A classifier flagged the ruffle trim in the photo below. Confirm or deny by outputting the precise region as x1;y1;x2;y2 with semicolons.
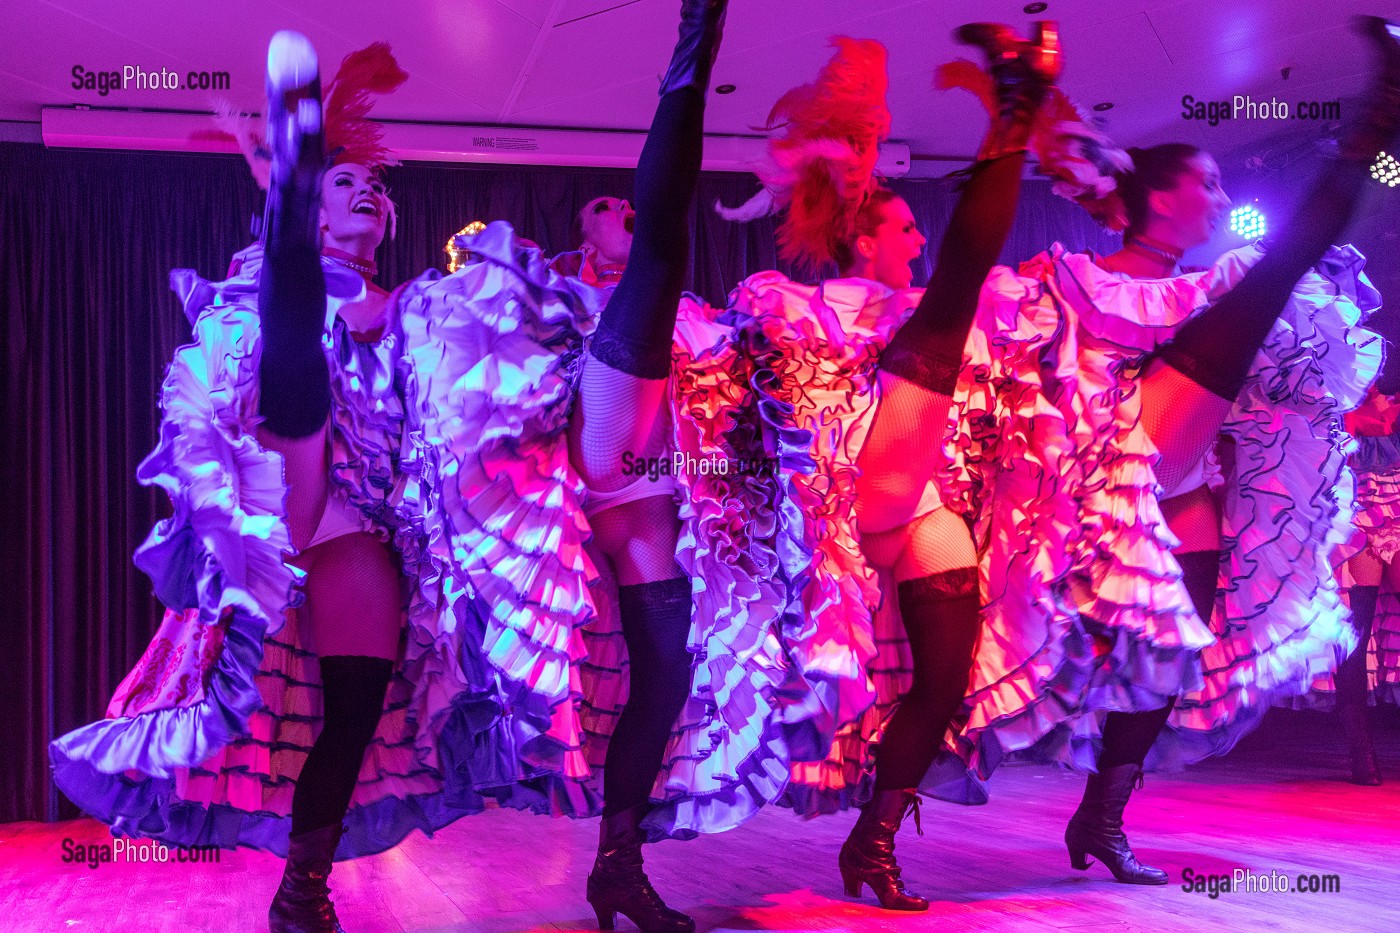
1353;463;1400;563
719;273;994;812
399;222;608;785
655;297;796;836
52;260;511;857
945;244;1379;771
1160;245;1380;761
400;226;803;835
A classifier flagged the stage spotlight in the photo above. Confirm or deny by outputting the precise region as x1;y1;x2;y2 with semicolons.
1371;151;1400;187
445;220;488;273
1229;204;1267;240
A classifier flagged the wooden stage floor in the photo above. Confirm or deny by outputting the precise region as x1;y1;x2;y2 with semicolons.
4;709;1398;933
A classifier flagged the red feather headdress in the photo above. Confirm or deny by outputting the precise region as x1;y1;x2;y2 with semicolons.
322;42;408;171
716;37;892;270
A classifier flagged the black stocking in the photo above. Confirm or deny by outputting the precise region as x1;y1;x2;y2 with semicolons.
873;568;982;790
290;655;392;835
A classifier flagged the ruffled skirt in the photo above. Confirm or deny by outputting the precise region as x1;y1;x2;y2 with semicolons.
50;263;513;859
720;273;987;813
720;245;1380;806
398;223;804;837
947;244;1381;773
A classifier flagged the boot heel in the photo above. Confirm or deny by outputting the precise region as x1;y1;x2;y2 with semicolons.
840;868;864;898
837;790;929;911
588;803;694;933
590;902;617;931
1064;765;1169;885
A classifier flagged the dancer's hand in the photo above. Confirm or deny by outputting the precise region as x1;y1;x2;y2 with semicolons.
229;242;264;278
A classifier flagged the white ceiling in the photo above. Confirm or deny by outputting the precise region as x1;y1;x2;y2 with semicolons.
4;0;1400;170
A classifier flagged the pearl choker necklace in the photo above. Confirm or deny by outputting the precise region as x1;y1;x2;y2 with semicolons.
324;249;377;278
1125;236;1183;267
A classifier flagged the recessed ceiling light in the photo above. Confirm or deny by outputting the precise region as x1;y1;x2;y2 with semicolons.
1024;2;1049;13
1093;102;1114;111
716;84;737;95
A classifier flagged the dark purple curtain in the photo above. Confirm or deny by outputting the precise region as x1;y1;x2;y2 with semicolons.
0;140;1124;824
2;144;262;825
376;160;1123;307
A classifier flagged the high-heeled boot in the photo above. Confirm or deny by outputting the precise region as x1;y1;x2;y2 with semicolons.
268;823;345;933
955;21;1062;161
838;788;929;911
1340;16;1400;162
263;29;325;254
659;0;728;97
586;805;695;933
1065;764;1168;885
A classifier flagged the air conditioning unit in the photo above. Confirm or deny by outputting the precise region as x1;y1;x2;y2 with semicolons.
40;107;912;177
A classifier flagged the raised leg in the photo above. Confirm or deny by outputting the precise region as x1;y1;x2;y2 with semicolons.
580;7;727;933
257;30;332;549
856;23;1060;533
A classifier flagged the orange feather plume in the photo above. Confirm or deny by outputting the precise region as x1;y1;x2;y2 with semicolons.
715;37;892;271
196;41;407;189
933;59;996;117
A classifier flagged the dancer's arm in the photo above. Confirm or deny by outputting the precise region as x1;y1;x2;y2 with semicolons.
229;242;265;279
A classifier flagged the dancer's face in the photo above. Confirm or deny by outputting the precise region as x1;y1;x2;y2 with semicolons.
860;196;927;290
580;197;636;267
1153;153;1231;251
320;163;391;248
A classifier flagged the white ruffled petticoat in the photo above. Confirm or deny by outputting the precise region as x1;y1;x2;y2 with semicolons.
722;242;1381;806
398;222;813;837
943;243;1381;772
51;259;509;859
